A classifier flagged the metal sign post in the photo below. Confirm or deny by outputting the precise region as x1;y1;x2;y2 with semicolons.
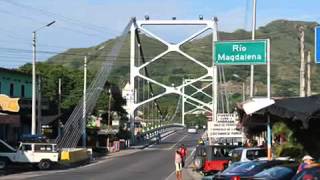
214;39;272;159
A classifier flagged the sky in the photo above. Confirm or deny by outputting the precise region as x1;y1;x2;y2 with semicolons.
0;0;319;68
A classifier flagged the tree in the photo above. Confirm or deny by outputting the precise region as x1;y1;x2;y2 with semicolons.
18;62;94;114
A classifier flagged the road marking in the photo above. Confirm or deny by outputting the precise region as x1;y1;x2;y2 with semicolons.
164;147;196;180
169;134;188;150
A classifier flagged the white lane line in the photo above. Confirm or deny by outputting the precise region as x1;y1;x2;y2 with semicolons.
169;134;188;150
164;147;196;180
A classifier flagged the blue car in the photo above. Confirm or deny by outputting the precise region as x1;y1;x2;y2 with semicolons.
252;166;296;180
213;160;292;180
19;134;48;143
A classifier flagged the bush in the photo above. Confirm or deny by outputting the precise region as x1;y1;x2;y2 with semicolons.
275;143;303;158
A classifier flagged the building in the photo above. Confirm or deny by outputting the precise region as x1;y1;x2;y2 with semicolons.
0;67;32;146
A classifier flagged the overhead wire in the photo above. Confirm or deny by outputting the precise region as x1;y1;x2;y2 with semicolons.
0;0;119;36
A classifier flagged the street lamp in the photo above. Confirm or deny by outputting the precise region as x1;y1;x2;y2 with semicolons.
232;74;246;102
32;21;55;135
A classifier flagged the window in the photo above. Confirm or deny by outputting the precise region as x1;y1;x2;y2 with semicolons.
10;83;14;97
231;150;242;162
35;144;55;152
21;85;25;97
246;149;267;160
22;144;32;151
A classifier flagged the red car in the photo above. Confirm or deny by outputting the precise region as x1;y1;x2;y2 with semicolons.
193;144;239;174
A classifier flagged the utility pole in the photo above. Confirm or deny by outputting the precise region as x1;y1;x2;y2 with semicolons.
299;26;306;97
107;88;112;128
32;31;37;135
307;51;312;96
58;78;62;137
82;56;87;147
107;88;112;150
31;21;55;135
250;0;257;98
37;76;42;134
182;79;185;126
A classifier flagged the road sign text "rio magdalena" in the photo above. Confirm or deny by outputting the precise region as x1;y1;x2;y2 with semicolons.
214;40;268;65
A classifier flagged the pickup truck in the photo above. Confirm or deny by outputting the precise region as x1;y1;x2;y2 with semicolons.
0;139;59;170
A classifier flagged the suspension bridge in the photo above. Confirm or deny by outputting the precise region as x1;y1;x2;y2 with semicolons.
56;17;241;148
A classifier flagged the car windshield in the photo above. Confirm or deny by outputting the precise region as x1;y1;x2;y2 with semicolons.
222;162;243;173
254;166;294;178
246;149;267;160
228;161;265;173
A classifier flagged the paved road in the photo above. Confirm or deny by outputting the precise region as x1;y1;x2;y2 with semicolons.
0;129;203;180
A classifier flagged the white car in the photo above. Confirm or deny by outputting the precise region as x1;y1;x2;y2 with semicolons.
229;147;267;162
187;127;198;134
0;139;59;170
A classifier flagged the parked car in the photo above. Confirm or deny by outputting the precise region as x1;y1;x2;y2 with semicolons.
0;139;59;170
193;144;239;174
213;160;292;179
292;166;320;180
229;147;267;162
252;166;296;180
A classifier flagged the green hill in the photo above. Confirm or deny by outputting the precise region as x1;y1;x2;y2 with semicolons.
47;19;320;101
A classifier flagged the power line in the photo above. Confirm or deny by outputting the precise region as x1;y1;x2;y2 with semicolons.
0;0;119;36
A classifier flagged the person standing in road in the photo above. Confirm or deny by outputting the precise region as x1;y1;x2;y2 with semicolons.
175;150;183;180
179;144;187;168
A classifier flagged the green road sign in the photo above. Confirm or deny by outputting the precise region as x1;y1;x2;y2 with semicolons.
214;40;268;65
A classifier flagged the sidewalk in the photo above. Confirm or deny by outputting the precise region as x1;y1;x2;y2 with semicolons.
183;164;203;180
166;163;203;180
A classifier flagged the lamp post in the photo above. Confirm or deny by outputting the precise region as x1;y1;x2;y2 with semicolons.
232;74;246;102
32;21;55;135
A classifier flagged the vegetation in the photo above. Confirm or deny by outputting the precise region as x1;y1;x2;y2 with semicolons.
272;122;304;158
18;63;128;134
184;114;207;128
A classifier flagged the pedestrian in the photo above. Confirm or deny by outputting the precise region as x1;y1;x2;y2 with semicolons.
175;150;183;180
296;155;315;174
157;133;161;144
179;144;187;168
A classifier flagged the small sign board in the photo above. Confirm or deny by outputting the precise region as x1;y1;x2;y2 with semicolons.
315;26;320;63
214;40;268;65
207;113;243;139
0;94;20;112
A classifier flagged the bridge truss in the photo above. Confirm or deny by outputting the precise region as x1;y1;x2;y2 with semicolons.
128;19;219;142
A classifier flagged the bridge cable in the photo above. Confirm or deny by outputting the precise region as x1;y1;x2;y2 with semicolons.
56;18;134;148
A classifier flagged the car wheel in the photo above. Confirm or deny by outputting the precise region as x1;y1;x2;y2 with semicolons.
0;159;7;169
38;160;52;170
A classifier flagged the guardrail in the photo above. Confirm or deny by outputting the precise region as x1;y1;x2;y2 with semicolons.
134;123;185;146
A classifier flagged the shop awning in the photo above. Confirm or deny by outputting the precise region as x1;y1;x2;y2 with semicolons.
237;95;320;129
242;98;275;114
